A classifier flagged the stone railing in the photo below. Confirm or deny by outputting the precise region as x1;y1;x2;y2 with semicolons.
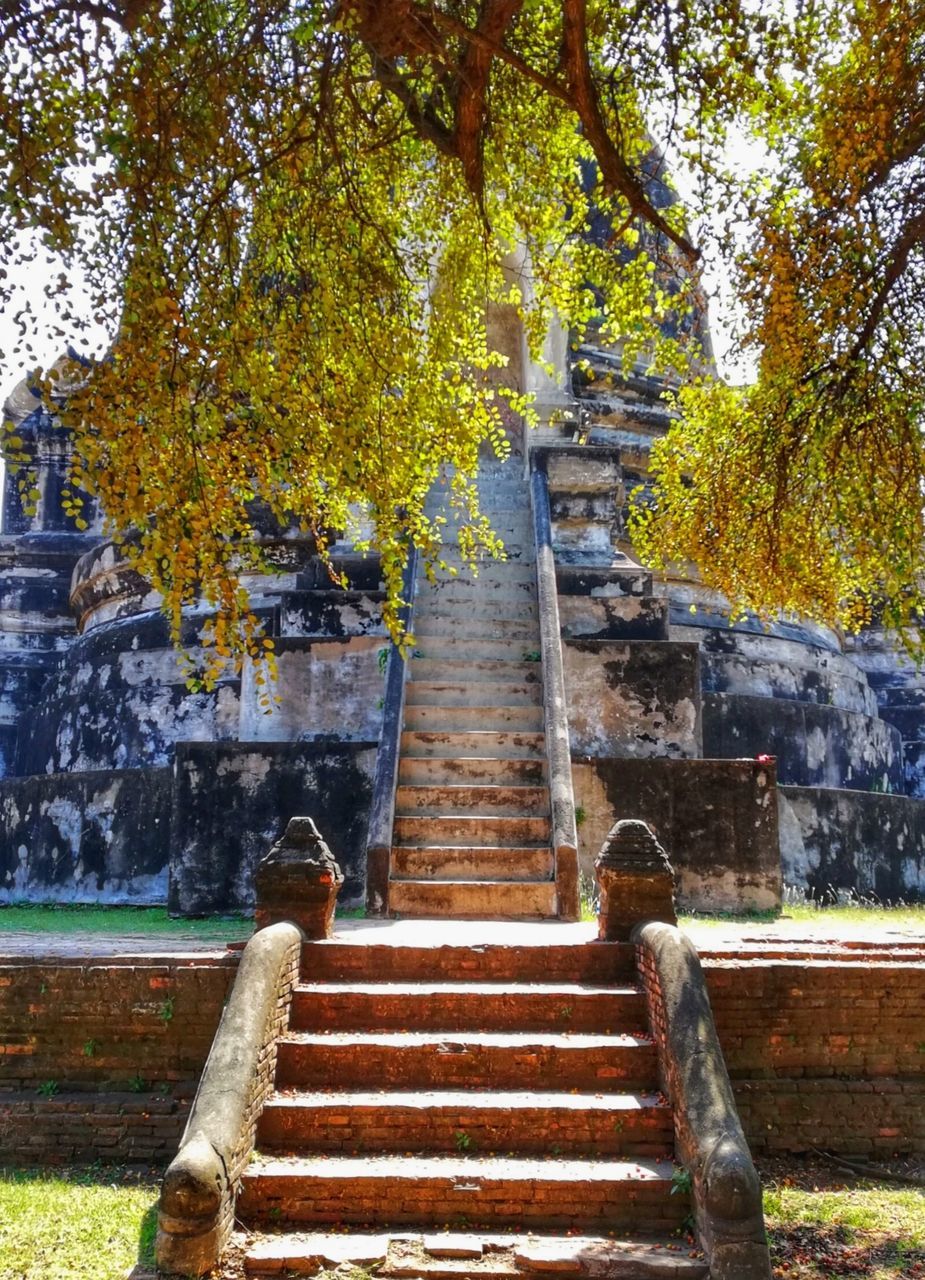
529;458;579;920
366;544;418;915
633;921;772;1280
155;921;302;1276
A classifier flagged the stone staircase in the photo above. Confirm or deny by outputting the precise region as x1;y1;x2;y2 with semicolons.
389;460;559;919
238;926;705;1278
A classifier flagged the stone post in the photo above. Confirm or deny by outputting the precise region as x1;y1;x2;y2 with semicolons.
595;819;677;941
254;817;343;938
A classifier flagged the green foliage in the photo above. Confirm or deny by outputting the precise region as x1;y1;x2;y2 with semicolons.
630;2;925;646
0;0;703;675
3;1;923;654
36;1080;58;1099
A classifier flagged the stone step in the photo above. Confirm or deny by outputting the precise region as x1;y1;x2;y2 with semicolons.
389;879;557;919
440;528;533;549
398;757;547;787
400;731;546;760
391;845;555;882
413;617;540;641
393;814;551;847
408;658;542;685
408;638;541;663
404;681;542;708
303;940;637;984
419;580;537;605
420;561;536;582
257;1089;671;1156
238;1153;681;1232
243;1229;709;1279
394;784;551;817
288;982;645;1033
403;705;545;732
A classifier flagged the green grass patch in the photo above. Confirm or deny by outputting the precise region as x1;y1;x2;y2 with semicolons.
0;1167;157;1280
763;1173;925;1278
680;903;925;930
0;903;250;940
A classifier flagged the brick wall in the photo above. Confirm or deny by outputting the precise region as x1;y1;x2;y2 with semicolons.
0;954;237;1090
2;947;923;1166
0;1094;191;1166
0;952;237;1166
703;956;925;1154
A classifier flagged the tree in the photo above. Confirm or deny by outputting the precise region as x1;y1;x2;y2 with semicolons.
1;0;923;677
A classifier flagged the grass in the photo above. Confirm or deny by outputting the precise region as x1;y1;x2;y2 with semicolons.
762;1166;925;1278
0;1166;157;1280
0;903;251;940
681;902;925;930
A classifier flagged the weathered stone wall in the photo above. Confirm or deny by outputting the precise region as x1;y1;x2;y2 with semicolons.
703;693;904;792
572;757;780;912
705;954;925;1154
562;640;701;759
0;769;173;904
779;786;925;901
168;742;377;914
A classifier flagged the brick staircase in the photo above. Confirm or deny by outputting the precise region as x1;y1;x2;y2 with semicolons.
237;926;706;1278
389;459;559;919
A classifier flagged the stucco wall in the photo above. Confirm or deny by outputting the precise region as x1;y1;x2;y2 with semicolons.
571;756;780;912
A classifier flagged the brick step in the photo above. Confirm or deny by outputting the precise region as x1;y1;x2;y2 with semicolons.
394;785;550;818
400;731;546;760
276;1031;658;1092
393;815;551;847
257;1089;671;1156
243;1230;709;1279
391;845;554;882
238;1154;681;1232
289;982;645;1033
408;637;540;663
413;618;539;641
405;682;542;708
408;659;542;685
303;940;636;984
397;758;547;787
403;705;544;733
389;880;557;920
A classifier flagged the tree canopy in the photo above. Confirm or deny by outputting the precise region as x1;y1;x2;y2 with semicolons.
1;0;924;676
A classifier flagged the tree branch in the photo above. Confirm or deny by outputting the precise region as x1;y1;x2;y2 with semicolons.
454;0;525;197
559;0;698;263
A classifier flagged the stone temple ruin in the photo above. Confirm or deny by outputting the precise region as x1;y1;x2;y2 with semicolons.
2;328;925;915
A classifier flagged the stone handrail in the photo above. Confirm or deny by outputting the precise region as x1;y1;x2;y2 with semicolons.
365;544;419;915
156;921;303;1276
632;921;772;1280
529;461;579;920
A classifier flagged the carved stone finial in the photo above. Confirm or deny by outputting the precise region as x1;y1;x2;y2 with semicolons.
594;819;677;940
254;817;344;939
